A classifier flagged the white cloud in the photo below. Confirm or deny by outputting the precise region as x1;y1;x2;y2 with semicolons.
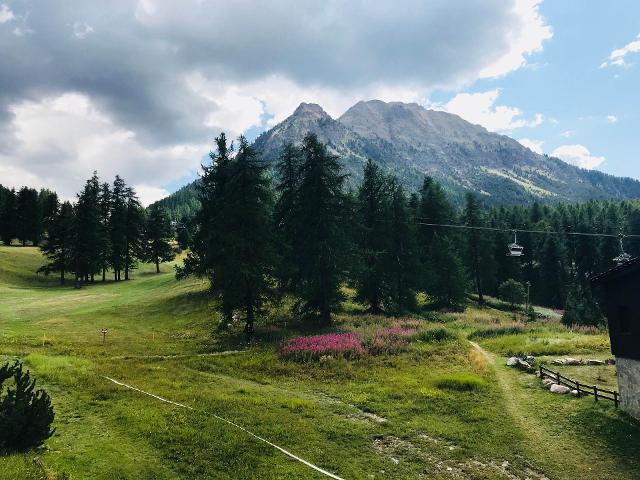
0;3;14;23
551;144;605;170
560;130;576;138
0;0;554;199
0;93;207;202
73;21;94;39
600;33;640;67
479;0;553;78
133;185;170;207
441;89;543;132
606;115;618;123
518;138;544;154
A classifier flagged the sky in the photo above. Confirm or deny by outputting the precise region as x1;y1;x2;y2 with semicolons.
0;0;638;205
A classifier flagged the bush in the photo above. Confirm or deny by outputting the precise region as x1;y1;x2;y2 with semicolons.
281;333;366;361
0;360;55;451
416;327;456;343
468;324;526;340
435;373;486;392
498;279;526;310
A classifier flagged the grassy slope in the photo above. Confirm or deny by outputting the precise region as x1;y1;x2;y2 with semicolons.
0;246;639;479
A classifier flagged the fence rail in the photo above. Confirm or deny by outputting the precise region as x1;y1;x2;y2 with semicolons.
539;365;619;407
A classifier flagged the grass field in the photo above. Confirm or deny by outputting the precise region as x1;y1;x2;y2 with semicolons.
1;246;639;479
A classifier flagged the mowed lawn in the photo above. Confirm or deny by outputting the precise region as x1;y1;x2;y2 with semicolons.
1;246;639;480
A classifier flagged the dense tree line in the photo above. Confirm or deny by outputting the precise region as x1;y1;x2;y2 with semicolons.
12;173;178;287
179;132;637;338
0;185;58;246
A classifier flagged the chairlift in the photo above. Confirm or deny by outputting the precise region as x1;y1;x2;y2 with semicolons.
613;233;632;266
507;231;524;257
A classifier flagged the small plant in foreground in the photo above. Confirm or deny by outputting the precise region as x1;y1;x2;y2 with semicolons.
0;360;55;451
281;333;365;361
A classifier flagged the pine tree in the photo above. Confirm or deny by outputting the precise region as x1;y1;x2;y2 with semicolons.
0;360;55;450
97;182;112;281
177;134;274;339
354;159;391;313
428;233;467;308
38;202;74;285
110;176;128;281
296;133;348;325
0;188;17;246
16;187;41;246
72;173;102;286
274;143;303;294
464;192;487;304
216;137;275;340
144;204;175;273
386;182;418;313
417;177;453;291
123;187;144;280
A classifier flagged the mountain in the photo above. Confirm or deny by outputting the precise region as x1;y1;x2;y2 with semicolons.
156;100;640;217
254;100;640;204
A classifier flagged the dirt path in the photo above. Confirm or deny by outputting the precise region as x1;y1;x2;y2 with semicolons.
468;341;639;480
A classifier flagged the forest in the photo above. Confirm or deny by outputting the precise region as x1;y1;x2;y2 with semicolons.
0;174;175;286
2;133;637;335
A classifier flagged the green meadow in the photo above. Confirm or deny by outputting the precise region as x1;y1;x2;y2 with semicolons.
1;246;639;480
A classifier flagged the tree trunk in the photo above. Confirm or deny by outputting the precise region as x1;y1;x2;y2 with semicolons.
102;266;106;282
244;299;255;344
60;269;65;285
156;258;160;273
319;269;331;326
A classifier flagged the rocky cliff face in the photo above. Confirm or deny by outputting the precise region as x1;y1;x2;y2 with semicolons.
253;100;640;204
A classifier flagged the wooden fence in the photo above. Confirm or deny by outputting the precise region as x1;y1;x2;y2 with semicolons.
539;365;619;407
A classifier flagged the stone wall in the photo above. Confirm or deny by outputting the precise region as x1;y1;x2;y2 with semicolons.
617;357;640;420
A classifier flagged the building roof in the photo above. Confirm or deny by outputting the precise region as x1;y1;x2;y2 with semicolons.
591;257;640;287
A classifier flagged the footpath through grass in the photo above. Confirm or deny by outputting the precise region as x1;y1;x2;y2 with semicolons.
0;246;639;479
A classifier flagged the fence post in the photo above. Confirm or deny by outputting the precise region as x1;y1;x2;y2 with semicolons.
614;391;619;408
539;366;543;378
594;385;598;402
557;371;560;384
576;382;581;396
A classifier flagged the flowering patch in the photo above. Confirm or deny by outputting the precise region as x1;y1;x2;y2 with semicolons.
281;333;365;361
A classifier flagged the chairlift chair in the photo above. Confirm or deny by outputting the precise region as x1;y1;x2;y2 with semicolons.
507;231;524;257
613;233;632;266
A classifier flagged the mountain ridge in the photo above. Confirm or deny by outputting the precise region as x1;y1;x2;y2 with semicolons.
155;100;640;215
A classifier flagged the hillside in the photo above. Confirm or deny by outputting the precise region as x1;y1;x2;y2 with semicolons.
2;246;640;479
155;100;640;216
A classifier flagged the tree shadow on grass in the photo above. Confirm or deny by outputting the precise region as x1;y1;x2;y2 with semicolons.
571;402;640;474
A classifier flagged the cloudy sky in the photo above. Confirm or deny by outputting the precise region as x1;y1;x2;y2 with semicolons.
0;1;638;204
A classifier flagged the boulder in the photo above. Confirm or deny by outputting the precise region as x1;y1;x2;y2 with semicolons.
586;359;606;366
550;384;571;394
525;356;535;364
552;357;581;366
507;357;520;367
517;359;534;372
570;389;580;396
542;378;555;387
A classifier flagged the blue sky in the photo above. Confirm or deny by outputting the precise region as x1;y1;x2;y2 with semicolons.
1;0;639;203
460;0;640;179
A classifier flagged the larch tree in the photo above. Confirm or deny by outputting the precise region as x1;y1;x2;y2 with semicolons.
144;203;175;273
295;133;348;325
0;188;17;246
38;201;74;285
354;159;391;314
